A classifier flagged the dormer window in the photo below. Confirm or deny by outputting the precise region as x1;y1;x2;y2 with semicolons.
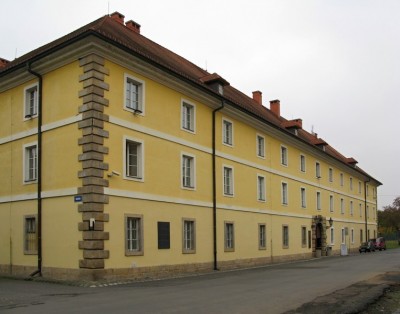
218;84;224;95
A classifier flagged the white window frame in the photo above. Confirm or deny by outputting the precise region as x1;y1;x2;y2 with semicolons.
181;99;196;133
341;228;345;244
316;191;321;211
125;214;144;256
256;134;265;158
330;227;335;245
300;154;306;172
23;142;38;184
182;218;196;253
281;145;288;166
328;168;333;182
223;165;234;197
259;224;266;250
329;195;334;213
181;152;196;190
23;83;39;120
281;182;288;205
257;174;266;202
124;73;145;115
300;187;306;208
315;161;321;178
222;118;233;146
224;221;235;251
123;136;144;181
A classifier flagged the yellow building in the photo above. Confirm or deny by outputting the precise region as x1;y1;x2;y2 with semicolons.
0;12;381;281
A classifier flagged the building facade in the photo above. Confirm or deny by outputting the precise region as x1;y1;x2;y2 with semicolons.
0;12;381;281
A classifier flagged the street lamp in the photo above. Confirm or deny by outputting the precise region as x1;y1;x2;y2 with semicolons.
328;217;333;228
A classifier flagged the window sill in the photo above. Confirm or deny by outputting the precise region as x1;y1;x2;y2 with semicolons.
125;251;144;256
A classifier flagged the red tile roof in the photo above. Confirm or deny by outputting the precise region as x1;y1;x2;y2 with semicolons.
0;13;381;184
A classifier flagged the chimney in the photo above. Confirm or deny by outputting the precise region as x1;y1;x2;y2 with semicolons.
125;20;141;34
270;99;280;117
110;11;125;24
252;91;262;105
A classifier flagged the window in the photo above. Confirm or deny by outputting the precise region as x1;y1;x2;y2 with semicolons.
329;195;334;212
350;201;353;216
24;216;37;254
316;192;321;210
225;222;234;251
351;229;354;244
350;177;353;191
341;228;345;244
256;135;265;158
358;181;362;194
340;173;344;186
281;146;288;166
301;226;307;247
360;229;363;243
259;224;266;250
24;84;38;119
222;119;233;146
257;175;266;201
158;221;170;249
182;154;195;189
329;168;333;182
359;203;362;217
340;198;344;214
300;154;306;172
125;74;144;113
282;182;288;205
315;162;321;178
330;227;335;245
125;139;143;180
301;187;306;208
282;225;289;248
125;215;143;255
366;184;369;196
183;219;195;253
181;101;195;132
24;143;38;183
223;166;234;196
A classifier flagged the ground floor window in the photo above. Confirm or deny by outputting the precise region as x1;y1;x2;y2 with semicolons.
282;225;289;248
301;226;307;247
183;219;195;253
24;216;37;254
125;215;143;255
330;227;335;245
259;224;266;250
225;222;235;251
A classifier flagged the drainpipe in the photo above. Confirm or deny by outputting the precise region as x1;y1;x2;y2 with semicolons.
27;64;43;278
212;100;224;271
364;179;370;242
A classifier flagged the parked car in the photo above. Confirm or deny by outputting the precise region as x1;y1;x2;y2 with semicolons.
375;237;387;251
359;241;376;253
368;238;377;249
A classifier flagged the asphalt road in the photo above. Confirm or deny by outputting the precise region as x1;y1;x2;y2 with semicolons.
1;249;400;313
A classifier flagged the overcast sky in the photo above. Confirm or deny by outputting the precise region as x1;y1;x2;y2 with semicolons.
1;0;399;209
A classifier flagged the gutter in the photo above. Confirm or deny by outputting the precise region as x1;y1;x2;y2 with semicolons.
364;179;370;242
212;100;224;271
27;63;43;278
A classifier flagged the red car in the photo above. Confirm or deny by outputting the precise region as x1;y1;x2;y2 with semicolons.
375;237;387;251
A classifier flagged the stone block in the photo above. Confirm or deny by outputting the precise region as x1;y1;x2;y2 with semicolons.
78;135;104;145
83;250;109;259
79;240;104;250
82;63;109;75
78;168;104;178
81;160;108;170
82;212;109;222
82;231;109;240
78;152;105;162
79;70;105;82
83;78;109;91
78;86;105;98
82;127;109;138
82;194;109;204
79;102;105;113
78;203;104;212
79;54;105;67
82;143;109;154
82;177;109;187
82;94;109;106
78;186;104;195
79;259;105;269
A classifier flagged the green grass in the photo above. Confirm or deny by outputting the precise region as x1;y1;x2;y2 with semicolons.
386;240;400;249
